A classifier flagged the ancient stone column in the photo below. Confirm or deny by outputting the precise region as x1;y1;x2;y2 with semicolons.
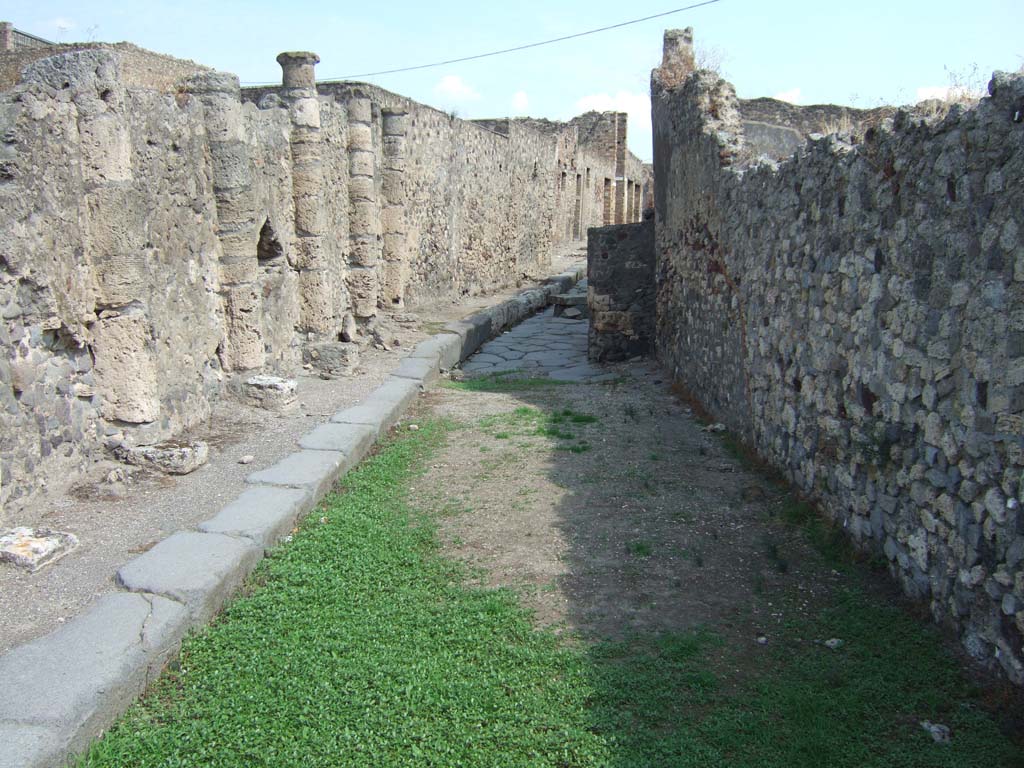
277;51;333;335
380;108;409;307
186;71;264;371
346;95;381;319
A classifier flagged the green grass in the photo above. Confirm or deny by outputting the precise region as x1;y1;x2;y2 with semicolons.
79;420;1021;768
628;541;653;558
479;406;599;445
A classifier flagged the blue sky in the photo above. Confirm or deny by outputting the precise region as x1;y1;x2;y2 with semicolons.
5;1;1022;161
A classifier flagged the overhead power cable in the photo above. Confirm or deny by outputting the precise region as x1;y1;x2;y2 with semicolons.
240;1;721;85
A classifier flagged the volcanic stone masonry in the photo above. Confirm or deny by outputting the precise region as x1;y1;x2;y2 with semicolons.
601;28;1023;684
0;36;651;514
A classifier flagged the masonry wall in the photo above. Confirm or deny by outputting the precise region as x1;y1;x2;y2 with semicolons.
651;41;1024;682
1;42;644;515
587;220;655;362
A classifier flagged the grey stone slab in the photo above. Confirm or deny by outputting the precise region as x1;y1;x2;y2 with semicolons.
198;485;313;550
392;355;439;385
469;352;505;364
117;531;261;623
246;450;348;495
444;313;492;360
375;375;422;405
0;592;188;761
523;350;574;366
330;376;419;436
409;333;462;370
299;421;375;460
0;722;64;768
461;361;496;373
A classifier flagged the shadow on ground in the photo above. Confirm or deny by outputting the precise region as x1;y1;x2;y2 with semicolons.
419;351;1024;767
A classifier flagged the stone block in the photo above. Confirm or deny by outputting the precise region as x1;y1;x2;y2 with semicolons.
302;341;359;378
92;311;160;424
198;485;313;550
117;531;260;623
0;527;78;573
240;374;297;412
0;722;64;768
410;334;463;371
298;421;375;461
444;313;492;361
392;355;439;386
113;440;209;475
0;592;188;763
330;377;420;436
246;449;348;497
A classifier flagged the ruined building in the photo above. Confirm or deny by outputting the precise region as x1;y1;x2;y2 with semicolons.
589;28;1024;684
0;34;651;513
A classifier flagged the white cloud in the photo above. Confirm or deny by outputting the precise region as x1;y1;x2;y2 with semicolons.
51;16;78;38
511;90;530;114
433;75;480;103
773;87;802;104
573;90;653;163
915;85;953;102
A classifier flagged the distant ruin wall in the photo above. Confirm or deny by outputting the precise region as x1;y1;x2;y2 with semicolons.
0;43;645;515
651;35;1024;682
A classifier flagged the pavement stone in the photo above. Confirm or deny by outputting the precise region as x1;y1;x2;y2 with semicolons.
299;421;376;460
0;722;64;768
409;334;462;370
0;592;188;763
392;355;439;385
198;486;313;550
117;532;261;623
246;449;348;496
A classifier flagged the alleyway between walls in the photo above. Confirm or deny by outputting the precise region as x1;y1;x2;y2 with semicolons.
76;287;1022;768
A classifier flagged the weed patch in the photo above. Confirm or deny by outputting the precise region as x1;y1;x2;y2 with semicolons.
445;371;569;393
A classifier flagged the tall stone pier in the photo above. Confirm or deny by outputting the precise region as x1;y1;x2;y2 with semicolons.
380;108;409;307
277;51;335;335
187;71;264;371
346;95;381;319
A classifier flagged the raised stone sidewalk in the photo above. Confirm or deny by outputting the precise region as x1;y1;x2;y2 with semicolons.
0;266;583;768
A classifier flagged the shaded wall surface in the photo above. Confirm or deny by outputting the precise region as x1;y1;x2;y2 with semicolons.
0;42;645;514
588;220;655;362
651;33;1024;683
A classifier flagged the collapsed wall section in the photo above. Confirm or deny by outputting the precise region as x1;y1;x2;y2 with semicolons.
652;30;1024;682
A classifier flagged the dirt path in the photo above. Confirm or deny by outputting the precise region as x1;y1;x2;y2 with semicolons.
414;359;835;651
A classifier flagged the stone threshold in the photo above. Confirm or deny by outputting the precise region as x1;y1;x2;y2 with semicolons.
0;265;584;768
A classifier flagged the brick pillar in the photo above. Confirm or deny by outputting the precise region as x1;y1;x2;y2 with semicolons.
0;23;14;51
380;108;409;307
277;51;334;335
346;96;381;319
187;71;264;371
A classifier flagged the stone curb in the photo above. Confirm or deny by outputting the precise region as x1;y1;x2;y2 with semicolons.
0;263;584;768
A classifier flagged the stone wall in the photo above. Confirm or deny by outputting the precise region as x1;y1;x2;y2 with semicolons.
651;29;1024;683
0;41;645;515
587;220;655;362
